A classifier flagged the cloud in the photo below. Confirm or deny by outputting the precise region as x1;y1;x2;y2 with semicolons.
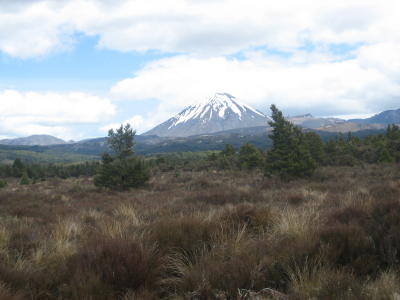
1;0;399;58
0;90;116;139
100;115;161;134
1;0;399;137
110;50;400;121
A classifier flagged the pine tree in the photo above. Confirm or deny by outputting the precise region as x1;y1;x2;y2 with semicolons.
94;124;150;190
239;143;265;169
220;144;235;157
386;124;400;162
304;131;325;164
12;158;25;177
107;123;135;159
265;105;316;179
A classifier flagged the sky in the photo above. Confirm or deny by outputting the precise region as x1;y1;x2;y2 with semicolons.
0;0;400;140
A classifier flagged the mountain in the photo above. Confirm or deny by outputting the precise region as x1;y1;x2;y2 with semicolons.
315;122;386;133
144;93;269;137
349;108;400;125
288;114;346;129
0;135;67;146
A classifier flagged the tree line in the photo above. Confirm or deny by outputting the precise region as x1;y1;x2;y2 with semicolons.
1;105;400;188
0;159;100;181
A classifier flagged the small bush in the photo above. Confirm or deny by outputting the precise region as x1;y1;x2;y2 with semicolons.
239;143;265;169
0;180;7;188
94;123;151;190
94;156;150;190
19;174;30;185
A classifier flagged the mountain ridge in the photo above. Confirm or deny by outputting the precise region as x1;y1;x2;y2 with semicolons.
0;134;67;146
349;108;400;125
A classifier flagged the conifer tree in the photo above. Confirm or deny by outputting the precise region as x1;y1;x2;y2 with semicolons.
304;131;325;164
265;105;316;179
94;124;150;190
220;144;235;157
239;143;265;169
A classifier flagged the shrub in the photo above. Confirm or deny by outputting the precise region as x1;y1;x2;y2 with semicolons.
94;156;150;190
19;173;30;185
239;143;265;169
0;180;7;188
94;123;150;190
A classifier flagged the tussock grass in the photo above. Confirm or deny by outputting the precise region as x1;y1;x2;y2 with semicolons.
0;165;399;298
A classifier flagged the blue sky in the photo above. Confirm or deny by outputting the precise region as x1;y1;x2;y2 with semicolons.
0;0;399;140
0;35;173;93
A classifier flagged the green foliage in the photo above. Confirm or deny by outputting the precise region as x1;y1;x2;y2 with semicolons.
207;152;218;161
220;144;236;157
94;155;150;190
0;160;100;180
386;124;400;162
12;158;25;177
0;145;98;164
19;173;30;185
265;105;316;179
107;124;135;159
239;143;265;169
324;133;359;166
322;125;400;166
95;124;150;190
304;131;325;163
0;179;7;188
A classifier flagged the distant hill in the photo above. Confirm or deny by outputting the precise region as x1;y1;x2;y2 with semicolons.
0;144;97;163
349;108;400;125
316;122;386;133
288;114;346;129
0;135;67;146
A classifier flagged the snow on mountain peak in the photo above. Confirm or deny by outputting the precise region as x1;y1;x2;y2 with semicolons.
144;93;269;137
171;93;265;128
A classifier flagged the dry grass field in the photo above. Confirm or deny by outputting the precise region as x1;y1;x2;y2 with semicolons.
1;165;400;299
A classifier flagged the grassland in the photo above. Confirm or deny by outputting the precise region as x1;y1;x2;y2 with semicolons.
1;164;400;299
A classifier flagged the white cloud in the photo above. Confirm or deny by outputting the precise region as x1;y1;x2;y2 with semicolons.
100;115;160;134
1;0;399;58
110;51;400;122
0;90;116;139
1;0;400;136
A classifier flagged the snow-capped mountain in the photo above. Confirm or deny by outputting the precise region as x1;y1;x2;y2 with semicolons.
144;93;269;137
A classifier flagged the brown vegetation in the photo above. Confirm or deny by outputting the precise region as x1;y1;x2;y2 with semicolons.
1;164;400;299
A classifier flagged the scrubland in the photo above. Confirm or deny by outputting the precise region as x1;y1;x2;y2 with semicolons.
1;164;400;299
